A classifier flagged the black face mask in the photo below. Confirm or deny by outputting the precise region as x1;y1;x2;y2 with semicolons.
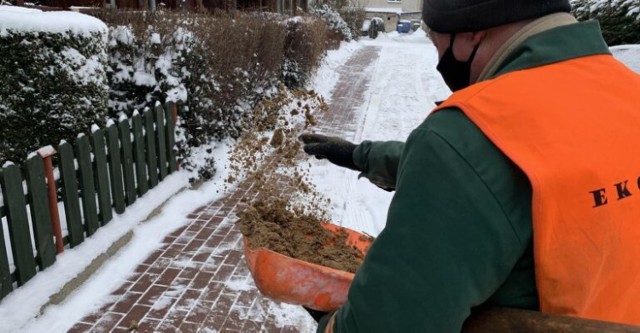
436;33;481;92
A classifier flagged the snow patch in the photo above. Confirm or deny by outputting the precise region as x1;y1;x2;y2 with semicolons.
0;5;107;36
610;44;640;74
36;145;56;157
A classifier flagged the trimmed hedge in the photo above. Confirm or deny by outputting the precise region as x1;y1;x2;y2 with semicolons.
0;12;109;163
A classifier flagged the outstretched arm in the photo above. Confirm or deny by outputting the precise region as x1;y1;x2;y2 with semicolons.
299;133;405;191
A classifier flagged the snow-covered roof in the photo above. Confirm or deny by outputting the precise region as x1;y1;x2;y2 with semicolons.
365;7;403;15
610;44;640;74
0;5;107;36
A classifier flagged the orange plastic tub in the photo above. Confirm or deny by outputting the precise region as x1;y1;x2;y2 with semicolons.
243;222;372;311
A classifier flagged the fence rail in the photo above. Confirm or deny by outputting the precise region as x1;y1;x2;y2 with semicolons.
0;102;178;300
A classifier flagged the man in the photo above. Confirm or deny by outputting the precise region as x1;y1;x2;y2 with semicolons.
299;0;640;332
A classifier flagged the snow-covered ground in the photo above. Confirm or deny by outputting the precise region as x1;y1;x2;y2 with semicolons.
611;44;640;73
311;31;449;236
0;30;441;332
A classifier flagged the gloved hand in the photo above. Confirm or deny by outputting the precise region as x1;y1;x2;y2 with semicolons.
299;133;360;171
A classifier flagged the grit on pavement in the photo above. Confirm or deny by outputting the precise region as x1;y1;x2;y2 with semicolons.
69;45;382;333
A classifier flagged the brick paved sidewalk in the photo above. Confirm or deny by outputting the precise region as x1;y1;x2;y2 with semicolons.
70;45;380;333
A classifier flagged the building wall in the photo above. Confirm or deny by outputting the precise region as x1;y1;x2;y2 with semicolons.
364;12;398;32
361;0;421;13
360;0;421;32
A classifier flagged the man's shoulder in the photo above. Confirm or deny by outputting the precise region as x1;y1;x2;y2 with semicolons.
414;105;532;203
418;107;490;151
418;107;517;168
411;106;533;239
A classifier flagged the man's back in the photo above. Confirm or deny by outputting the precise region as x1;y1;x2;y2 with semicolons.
438;50;640;323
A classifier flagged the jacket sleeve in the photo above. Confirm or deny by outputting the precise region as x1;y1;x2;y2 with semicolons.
321;110;534;332
352;140;405;191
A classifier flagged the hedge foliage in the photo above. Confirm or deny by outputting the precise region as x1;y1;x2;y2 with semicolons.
310;4;354;41
93;10;329;180
0;28;109;163
571;0;640;45
1;9;339;180
309;2;365;49
338;7;366;42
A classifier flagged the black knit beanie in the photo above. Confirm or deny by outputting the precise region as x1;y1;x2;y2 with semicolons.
423;0;572;33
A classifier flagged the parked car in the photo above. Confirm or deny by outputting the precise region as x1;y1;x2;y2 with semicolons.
397;20;411;33
361;19;371;37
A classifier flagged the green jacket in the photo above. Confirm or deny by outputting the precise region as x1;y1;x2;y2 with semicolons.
318;21;611;332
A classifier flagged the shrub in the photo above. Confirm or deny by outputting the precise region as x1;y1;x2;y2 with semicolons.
310;3;353;41
338;6;366;42
571;0;640;45
176;14;287;180
282;17;327;89
90;11;190;117
0;9;109;163
93;10;327;181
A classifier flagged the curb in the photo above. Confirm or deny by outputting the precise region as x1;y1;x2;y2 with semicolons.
39;185;188;315
43;230;134;311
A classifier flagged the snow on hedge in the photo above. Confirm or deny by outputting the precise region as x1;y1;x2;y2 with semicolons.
0;5;107;37
310;4;353;41
591;0;639;18
0;5;109;163
571;0;640;20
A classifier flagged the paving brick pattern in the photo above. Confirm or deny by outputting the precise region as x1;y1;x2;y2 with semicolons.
314;46;380;137
71;46;380;333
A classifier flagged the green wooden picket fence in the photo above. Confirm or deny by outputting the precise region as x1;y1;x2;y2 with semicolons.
0;102;178;300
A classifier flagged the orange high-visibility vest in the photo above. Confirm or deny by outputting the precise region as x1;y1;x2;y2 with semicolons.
435;54;640;324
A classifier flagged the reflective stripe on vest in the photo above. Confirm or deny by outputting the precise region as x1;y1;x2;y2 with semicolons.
434;54;640;324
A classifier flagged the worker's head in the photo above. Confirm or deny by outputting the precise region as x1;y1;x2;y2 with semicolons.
422;0;572;91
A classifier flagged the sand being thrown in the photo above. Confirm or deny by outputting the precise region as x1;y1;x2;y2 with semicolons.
228;86;372;273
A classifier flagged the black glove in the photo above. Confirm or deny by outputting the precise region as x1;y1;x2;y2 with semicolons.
299;133;359;171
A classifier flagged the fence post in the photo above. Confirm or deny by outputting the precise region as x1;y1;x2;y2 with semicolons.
76;135;100;236
166;102;178;172
132;112;148;196
0;164;37;285
107;124;126;214
172;102;178;126
91;128;113;225
0;221;10;300
173;103;179;171
144;108;159;189
58;142;84;247
37;146;64;254
25;155;56;270
118;119;136;206
155;104;168;180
